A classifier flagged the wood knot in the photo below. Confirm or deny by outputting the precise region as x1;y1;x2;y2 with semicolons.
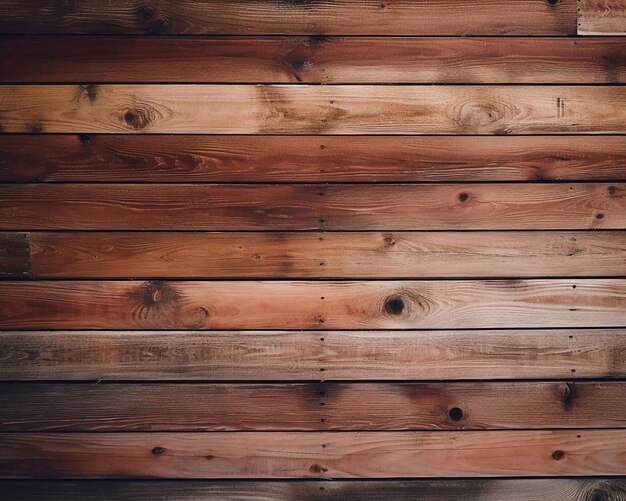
384;296;405;315
607;186;616;195
552;450;565;460
309;464;328;473
458;192;470;203
546;0;559;5
136;5;170;34
74;84;99;104
383;235;396;247
306;35;330;47
151;447;166;456
448;407;464;421
123;108;151;130
78;134;92;145
596;213;604;220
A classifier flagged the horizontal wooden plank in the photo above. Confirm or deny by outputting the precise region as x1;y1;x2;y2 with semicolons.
3;479;626;501
2;430;625;478
0;280;625;330
2;36;624;84
0;232;29;278
0;0;577;35
578;0;626;35
2;382;625;432
1;184;624;231
3;135;626;183
2;85;625;134
2;329;623;381
15;231;626;278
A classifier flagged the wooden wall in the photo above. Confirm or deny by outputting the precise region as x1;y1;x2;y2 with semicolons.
1;0;626;498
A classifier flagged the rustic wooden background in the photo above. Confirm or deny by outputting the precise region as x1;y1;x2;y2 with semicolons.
0;0;626;499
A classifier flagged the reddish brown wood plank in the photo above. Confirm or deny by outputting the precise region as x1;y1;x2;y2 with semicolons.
0;232;29;278
578;0;626;35
2;329;622;381
1;382;624;431
3;479;626;501
2;430;625;478
2;85;625;134
3;36;623;84
0;280;624;330
19;231;626;278
1;184;624;230
2;135;625;183
0;1;577;35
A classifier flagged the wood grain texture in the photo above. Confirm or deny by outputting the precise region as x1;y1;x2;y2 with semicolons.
0;279;625;330
1;183;624;231
3;479;626;501
0;232;29;278
2;329;622;381
2;382;625;431
2;85;625;134
2;430;626;478
3;135;626;183
0;0;577;35
18;231;626;278
3;36;624;84
578;0;626;35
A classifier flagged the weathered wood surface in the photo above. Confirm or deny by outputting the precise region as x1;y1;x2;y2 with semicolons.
578;0;626;35
0;232;29;278
0;1;577;35
3;36;624;84
2;85;625;134
1;382;624;431
1;184;624;230
1;280;624;330
4;231;621;279
3;135;626;183
2;329;622;381
2;430;626;478
3;479;626;501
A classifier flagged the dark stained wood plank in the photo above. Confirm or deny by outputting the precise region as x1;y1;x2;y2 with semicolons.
2;329;623;381
2;430;625;478
3;479;626;501
0;232;29;278
3;36;623;84
2;382;625;431
578;0;626;35
3;135;626;183
0;280;625;330
21;231;626;278
1;184;624;231
2;85;625;134
0;1;577;35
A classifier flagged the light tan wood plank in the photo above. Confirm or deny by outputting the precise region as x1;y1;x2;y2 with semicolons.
1;184;624;230
0;1;577;35
1;382;625;431
3;36;623;83
18;231;626;278
2;135;626;183
2;85;625;134
578;0;626;35
2;430;625;478
0;280;624;330
2;329;622;381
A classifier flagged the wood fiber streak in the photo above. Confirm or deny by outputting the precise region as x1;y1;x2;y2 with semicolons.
2;36;624;84
18;231;626;278
2;431;626;478
0;280;625;330
1;183;624;230
578;0;626;35
3;135;626;183
2;85;625;134
0;0;577;35
2;329;623;381
2;479;626;501
1;382;625;431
